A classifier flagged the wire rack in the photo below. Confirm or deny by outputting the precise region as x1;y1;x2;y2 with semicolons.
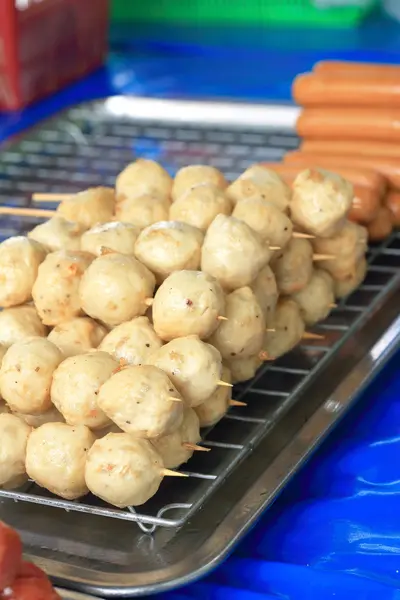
0;99;399;534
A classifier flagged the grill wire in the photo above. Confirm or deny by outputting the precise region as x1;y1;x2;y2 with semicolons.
0;102;399;533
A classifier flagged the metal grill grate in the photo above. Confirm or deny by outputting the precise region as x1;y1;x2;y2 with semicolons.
0;98;399;533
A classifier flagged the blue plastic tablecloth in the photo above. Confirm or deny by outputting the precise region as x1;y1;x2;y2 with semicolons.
1;15;400;598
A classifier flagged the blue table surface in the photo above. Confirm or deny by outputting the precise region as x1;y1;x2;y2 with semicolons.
1;12;400;598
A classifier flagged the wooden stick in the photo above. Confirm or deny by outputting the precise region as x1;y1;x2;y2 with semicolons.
217;380;233;388
168;397;183;402
32;193;72;202
313;254;336;262
161;469;189;478
266;328;276;332
217;315;228;321
0;207;57;218
293;232;315;239
182;442;210;452
329;303;338;309
269;246;281;251
230;399;247;407
302;332;325;340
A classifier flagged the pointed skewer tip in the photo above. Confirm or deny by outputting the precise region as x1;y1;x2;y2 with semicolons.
217;380;233;388
161;468;189;478
230;399;247;407
182;442;210;452
302;332;325;340
32;192;72;202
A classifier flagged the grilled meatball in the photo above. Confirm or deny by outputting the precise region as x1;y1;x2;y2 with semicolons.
57;187;115;229
152;270;225;341
195;366;232;426
0;305;47;348
226;355;262;384
51;352;118;430
97;365;184;438
0;237;47;308
115;193;171;230
116;159;172;201
151;407;202;468
250;265;278;326
0;414;31;489
28;216;85;252
26;423;95;500
85;434;164;507
79;253;155;327
0;338;63;415
32;250;93;325
98;316;163;366
47;317;107;358
208;287;265;360
232;197;293;246
201;214;271;290
312;220;368;281
172;165;227;202
291;168;353;237
334;258;368;299
292;269;335;326
169;184;232;232
147;335;223;407
80;221;140;256
226;165;291;212
134;221;204;285
261;299;305;359
271;238;313;294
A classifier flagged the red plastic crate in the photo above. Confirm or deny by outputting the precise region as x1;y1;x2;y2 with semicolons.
0;0;108;111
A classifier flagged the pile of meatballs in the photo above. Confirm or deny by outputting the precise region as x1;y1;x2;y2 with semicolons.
0;159;368;509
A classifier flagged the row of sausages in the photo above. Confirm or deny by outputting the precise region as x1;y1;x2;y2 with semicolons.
288;59;400;237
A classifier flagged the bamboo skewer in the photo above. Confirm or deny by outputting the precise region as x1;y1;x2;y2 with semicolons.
302;332;325;340
0;206;57;218
230;399;247;407
217;380;233;388
32;193;73;202
182;443;210;452
161;469;189;478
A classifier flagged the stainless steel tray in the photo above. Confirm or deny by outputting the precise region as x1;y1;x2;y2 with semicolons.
0;97;399;599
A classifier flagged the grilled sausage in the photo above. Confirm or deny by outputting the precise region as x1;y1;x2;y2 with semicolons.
297;108;400;143
301;139;400;160
367;206;393;241
385;191;400;227
293;72;400;108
